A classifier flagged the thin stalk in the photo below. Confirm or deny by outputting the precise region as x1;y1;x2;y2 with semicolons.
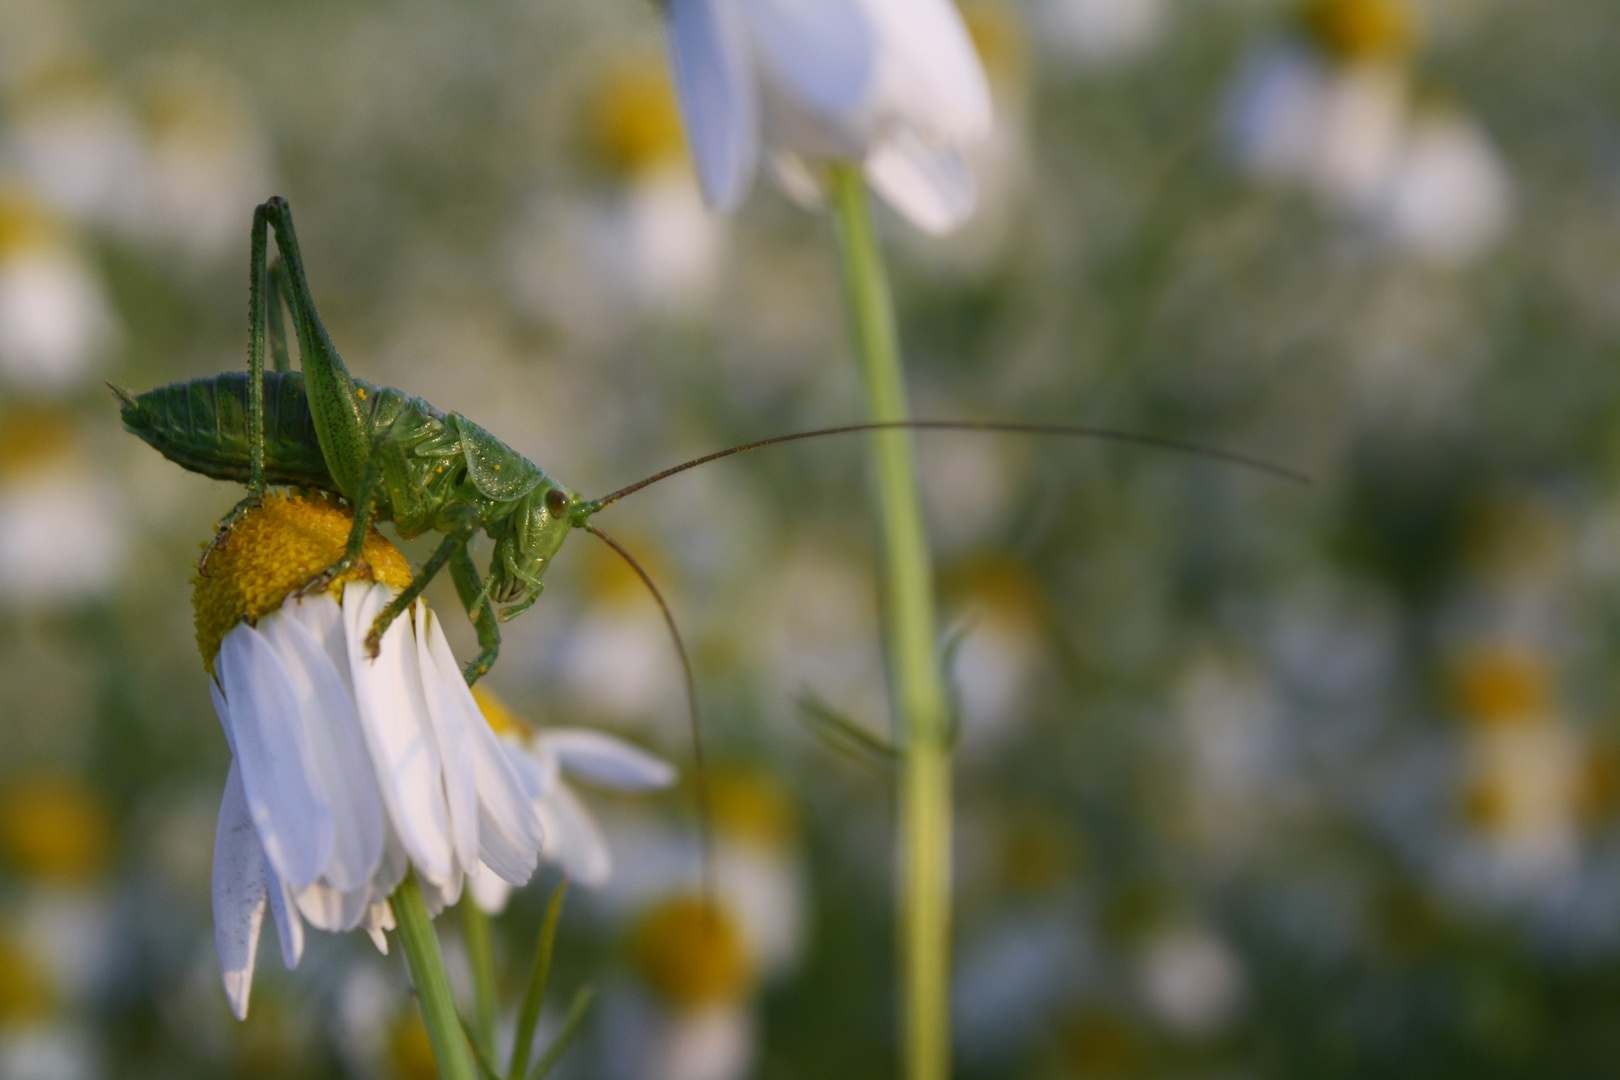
394;872;477;1080
829;163;953;1080
460;896;499;1062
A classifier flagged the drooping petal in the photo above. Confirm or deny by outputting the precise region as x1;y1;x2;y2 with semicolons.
468;862;514;915
413;602;480;875
739;0;875;118
667;0;760;210
259;598;385;896
862;0;991;144
293;879;371;934
344;584;454;887
364;901;395;955
418;616;545;884
215;623;334;891
537;729;677;790
537;782;613;887
265;860;305;970
865;131;978;234
212;761;267;1021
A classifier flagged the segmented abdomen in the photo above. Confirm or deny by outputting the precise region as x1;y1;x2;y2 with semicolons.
119;371;341;490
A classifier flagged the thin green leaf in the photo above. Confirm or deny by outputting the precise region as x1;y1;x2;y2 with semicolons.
507;878;568;1080
796;689;896;770
529;987;595;1080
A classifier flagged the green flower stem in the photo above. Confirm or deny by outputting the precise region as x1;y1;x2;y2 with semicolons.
829;163;953;1080
394;872;478;1080
459;896;499;1062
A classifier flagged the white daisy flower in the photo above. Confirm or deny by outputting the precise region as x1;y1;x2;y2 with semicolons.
663;0;993;233
467;688;675;913
194;494;545;1020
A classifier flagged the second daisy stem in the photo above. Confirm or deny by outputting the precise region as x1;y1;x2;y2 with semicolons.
829;163;953;1080
395;872;478;1080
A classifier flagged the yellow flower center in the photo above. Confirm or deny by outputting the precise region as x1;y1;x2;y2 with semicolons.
708;769;798;850
0;407;80;482
0;774;111;884
1302;0;1414;63
630;896;752;1008
589;63;685;177
191;493;413;673
1451;646;1549;727
0;186;64;258
471;685;533;739
0;933;52;1023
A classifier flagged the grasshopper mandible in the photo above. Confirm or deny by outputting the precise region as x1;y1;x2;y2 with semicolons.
115;197;1301;694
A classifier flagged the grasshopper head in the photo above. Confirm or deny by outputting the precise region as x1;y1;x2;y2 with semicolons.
486;480;594;618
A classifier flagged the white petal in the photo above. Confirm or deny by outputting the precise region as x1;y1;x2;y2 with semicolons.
293;880;371;934
412;624;545;883
863;0;991;143
740;0;875;117
215;623;334;890
538;783;613;888
265;860;305;970
344;585;454;886
537;729;677;790
259;598;386;895
667;0;760;210
364;901;395;954
212;762;267;1021
468;862;514;915
413;603;480;874
864;131;977;234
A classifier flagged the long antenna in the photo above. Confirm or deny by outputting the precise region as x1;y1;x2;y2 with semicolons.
591;419;1307;508
584;523;715;902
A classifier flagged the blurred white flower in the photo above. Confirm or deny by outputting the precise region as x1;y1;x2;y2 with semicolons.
1136;926;1247;1037
134;59;275;262
1030;0;1168;69
0;189;117;392
0;411;126;606
663;0;993;233
1223;0;1511;263
9;66;146;233
197;495;544;1019
467;686;675;912
1379;111;1511;265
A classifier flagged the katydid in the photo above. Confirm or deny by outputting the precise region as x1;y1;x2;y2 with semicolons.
115;196;1299;693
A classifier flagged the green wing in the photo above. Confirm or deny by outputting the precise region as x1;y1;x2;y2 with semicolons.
447;413;546;501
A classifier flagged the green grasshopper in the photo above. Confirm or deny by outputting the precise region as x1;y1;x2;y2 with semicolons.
115;197;1299;692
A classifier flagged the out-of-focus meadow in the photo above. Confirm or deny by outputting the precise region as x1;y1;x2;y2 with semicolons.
3;0;1620;1075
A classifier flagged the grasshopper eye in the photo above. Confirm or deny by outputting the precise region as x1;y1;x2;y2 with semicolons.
544;487;569;518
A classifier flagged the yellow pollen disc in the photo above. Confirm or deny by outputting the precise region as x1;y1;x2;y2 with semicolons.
471;685;533;739
630;896;752;1009
192;493;413;673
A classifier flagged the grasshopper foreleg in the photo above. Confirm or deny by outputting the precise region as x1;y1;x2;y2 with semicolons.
448;543;501;686
362;506;483;659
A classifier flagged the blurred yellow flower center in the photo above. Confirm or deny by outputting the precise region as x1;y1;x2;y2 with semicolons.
709;769;798;850
471;685;532;739
191;493;413;672
0;407;80;482
0;774;111;884
0;933;52;1023
0;186;64;258
1302;0;1413;63
630;896;752;1008
1451;647;1549;727
590;64;685;177
388;1010;439;1080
